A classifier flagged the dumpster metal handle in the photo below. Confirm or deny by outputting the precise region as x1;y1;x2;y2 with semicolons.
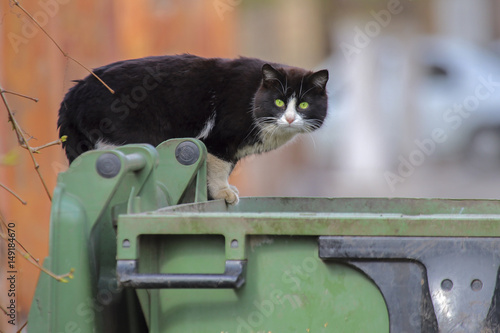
116;259;246;289
96;152;147;178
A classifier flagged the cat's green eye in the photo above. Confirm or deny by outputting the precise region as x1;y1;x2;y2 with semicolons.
299;102;309;109
275;99;285;107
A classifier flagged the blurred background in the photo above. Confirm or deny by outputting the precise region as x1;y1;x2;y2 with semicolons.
3;0;500;330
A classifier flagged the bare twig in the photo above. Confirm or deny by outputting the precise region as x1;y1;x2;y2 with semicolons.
1;212;37;263
11;0;115;94
0;183;27;205
21;137;66;154
0;86;52;200
20;252;74;283
2;89;39;102
0;215;74;283
2;91;24;145
17;320;28;332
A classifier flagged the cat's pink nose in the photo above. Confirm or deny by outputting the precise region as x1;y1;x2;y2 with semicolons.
285;113;295;124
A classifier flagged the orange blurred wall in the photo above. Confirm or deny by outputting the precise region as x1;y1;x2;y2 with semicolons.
0;0;238;331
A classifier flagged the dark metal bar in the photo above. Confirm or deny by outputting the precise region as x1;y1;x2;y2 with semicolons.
117;259;246;289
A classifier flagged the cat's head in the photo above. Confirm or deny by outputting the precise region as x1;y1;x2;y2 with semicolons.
253;64;329;137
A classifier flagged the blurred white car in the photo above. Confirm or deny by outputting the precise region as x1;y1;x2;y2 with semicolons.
416;37;500;163
316;36;500;170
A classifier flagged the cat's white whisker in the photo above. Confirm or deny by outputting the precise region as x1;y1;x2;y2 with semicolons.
267;78;286;96
309;134;317;150
299;86;316;99
302;128;317;150
298;76;305;98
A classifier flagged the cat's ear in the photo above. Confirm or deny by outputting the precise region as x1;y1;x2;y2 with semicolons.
310;69;329;91
262;64;281;82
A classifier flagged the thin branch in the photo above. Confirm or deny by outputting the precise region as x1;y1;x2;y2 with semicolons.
0;215;74;283
17;320;28;332
0;183;27;205
0;87;52;200
21;137;65;154
0;87;36;145
2;91;25;145
2;89;38;102
20;251;74;282
1;212;37;263
11;0;115;94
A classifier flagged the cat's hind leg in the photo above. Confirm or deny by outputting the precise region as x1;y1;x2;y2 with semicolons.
206;153;239;205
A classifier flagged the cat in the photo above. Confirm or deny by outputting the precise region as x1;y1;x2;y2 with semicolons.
58;54;329;205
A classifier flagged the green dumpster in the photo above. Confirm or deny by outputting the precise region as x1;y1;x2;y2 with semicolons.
28;139;500;332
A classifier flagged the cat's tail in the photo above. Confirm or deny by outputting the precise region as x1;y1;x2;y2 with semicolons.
57;83;94;163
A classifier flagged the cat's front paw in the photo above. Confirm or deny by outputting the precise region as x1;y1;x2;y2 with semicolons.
229;185;239;195
212;186;239;205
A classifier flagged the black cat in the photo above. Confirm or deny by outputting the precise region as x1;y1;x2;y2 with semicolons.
58;54;329;204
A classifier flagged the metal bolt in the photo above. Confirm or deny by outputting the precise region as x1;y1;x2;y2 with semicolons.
96;153;121;178
175;141;200;166
231;239;239;248
471;279;483;291
441;279;453;291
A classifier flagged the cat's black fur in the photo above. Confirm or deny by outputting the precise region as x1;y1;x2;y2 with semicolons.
58;54;328;203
